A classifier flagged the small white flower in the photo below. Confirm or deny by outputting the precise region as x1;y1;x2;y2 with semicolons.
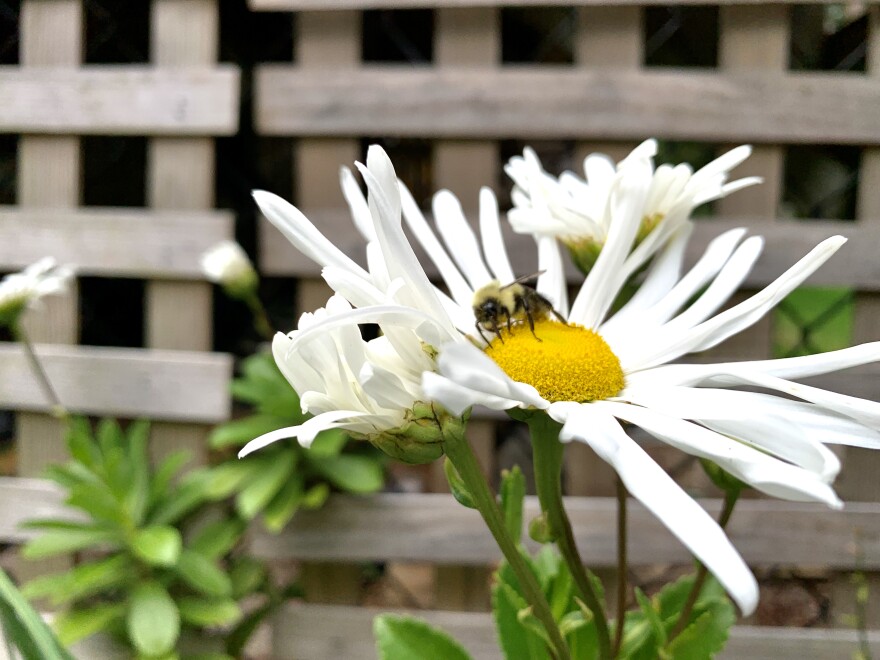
506;140;760;272
201;241;258;299
0;258;73;328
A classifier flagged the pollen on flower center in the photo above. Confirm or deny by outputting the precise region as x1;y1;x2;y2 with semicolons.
487;320;625;403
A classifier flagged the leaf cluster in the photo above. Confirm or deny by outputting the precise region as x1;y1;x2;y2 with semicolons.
20;418;273;659
208;352;385;532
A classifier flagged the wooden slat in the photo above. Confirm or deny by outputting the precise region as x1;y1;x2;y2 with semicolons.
256;67;880;144
0;207;232;278
259;211;880;290
250;0;866;9
0;478;76;543
249;493;880;569
0;66;238;135
0;344;231;422
269;604;880;660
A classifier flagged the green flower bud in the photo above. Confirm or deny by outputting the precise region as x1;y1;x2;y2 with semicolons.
700;458;746;496
367;402;469;465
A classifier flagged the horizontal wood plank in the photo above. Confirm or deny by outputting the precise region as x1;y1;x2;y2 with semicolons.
256;67;880;144
0;207;233;278
271;604;880;660
259;210;880;290
0;66;239;135
248;493;880;569
0;478;76;542
0;343;231;422
251;0;858;8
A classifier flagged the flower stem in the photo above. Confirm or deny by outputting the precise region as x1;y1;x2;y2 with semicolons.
442;424;571;660
245;294;274;342
12;323;68;421
527;414;612;660
669;488;740;641
613;476;628;657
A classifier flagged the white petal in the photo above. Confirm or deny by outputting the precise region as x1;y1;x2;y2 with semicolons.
239;410;369;455
339;167;375;242
433;190;493;289
536;235;569;317
423;372;526;416
359;362;418;410
479;187;515;284
556;405;759;615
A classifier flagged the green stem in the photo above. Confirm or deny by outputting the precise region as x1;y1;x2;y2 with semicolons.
528;414;612;660
245;294;274;342
442;424;570;660
613;476;628;657
669;489;740;641
12;324;68;421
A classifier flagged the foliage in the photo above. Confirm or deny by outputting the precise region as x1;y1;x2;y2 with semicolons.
0;567;74;660
208;352;385;532
20;418;277;659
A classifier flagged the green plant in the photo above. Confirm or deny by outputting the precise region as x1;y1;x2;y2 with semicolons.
208;352;386;532
20;418;273;659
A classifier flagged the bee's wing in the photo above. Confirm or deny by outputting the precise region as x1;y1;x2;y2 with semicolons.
500;270;546;290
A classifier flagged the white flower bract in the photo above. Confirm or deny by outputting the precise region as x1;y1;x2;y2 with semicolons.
0;258;73;327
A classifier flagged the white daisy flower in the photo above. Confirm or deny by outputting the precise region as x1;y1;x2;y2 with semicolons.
505;140;761;273
421;168;880;614
0;258;74;328
201;240;258;299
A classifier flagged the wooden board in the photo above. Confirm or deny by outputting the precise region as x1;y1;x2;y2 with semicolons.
267;604;880;660
250;0;857;8
247;493;880;569
0;343;231;422
0;66;239;135
256;67;880;144
0;207;232;278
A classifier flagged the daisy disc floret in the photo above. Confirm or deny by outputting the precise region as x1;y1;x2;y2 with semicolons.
0;258;73;329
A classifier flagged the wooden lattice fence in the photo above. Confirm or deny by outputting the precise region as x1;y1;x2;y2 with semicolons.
2;1;880;658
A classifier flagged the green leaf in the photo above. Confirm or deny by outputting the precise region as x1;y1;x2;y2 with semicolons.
492;577;551;660
635;587;666;648
150;469;213;526
302;482;330;509
150;450;193;504
229;558;266;600
22;526;119;559
665;598;735;660
127;581;180;657
262;474;304;533
66;481;127;526
374;614;473;660
309;453;384;494
130;526;182;567
202;458;267;500
568;598;599;660
0;567;75;660
43;463;98;489
307;429;348;457
443;458;475;509
96;418;124;455
175;550;232;598
225;603;275;658
124;419;151;525
499;466;526;542
23;555;131;606
656;575;695;624
234;451;296;520
209;414;293;450
177;597;242;627
53;603;126;646
190;518;246;560
65;417;101;470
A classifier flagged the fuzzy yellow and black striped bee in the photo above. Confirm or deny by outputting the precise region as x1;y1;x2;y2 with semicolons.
472;272;566;344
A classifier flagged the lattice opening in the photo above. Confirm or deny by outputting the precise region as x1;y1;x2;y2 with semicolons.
501;7;575;64
775;287;854;358
82;136;146;207
362;9;433;63
0;0;19;65
79;277;145;349
790;6;868;72
84;0;149;64
782;145;861;220
0;135;15;205
644;7;719;68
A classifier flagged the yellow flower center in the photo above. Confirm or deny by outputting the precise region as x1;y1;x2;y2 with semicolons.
486;320;625;403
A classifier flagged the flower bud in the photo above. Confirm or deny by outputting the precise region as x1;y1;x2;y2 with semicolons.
201;241;259;301
0;258;73;330
367;402;468;464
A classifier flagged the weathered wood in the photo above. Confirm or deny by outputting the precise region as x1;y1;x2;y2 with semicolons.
0;478;76;543
250;0;861;9
259;210;880;290
256;67;880;144
268;604;880;660
0;66;238;135
249;493;880;569
0;207;232;278
0;343;232;422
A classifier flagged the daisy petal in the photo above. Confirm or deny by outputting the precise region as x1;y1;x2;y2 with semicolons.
553;404;759;615
433;190;493;289
340;167;375;242
479;187;515;284
536;235;568;316
422;372;528;416
239;410;369;456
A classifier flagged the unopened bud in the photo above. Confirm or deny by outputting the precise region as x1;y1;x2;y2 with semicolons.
367;402;468;464
201;241;259;301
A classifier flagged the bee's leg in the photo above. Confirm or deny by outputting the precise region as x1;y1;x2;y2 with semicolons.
522;299;542;342
506;310;513;334
493;322;505;344
552;309;568;325
475;322;491;346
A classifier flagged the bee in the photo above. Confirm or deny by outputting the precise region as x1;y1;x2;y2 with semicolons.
472;272;567;344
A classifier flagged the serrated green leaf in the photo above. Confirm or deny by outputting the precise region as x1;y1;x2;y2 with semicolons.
374;614;473;660
492;578;551;660
209;414;293;450
150;450;193;504
190;519;246;560
307;429;348;457
302;482;330;510
23;555;131;606
21;525;119;559
665;598;735;660
635;587;666;648
235;451;296;520
656;575;695;624
177;597;241;627
53;603;126;646
500;466;525;543
127;581;180;657
175;550;232;598
443;458;475;509
229;558;266;600
308;453;384;494
262;474;304;533
130;526;182;567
